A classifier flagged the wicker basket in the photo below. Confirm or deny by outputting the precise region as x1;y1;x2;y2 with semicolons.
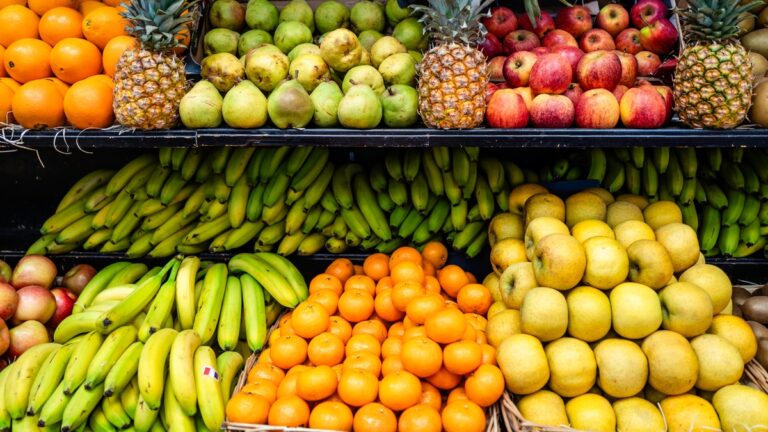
500;360;768;432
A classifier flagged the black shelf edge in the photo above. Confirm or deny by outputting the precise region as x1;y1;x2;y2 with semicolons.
1;125;767;149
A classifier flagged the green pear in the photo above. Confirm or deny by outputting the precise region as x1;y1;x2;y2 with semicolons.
245;0;278;31
222;80;267;128
408;50;423;63
342;65;384;94
320;29;363;72
279;0;315;32
378;52;416;85
380;84;418;127
238;29;272;57
201;52;245;92
267;79;314;129
274;21;313;53
204;28;239;56
393;17;427;51
208;0;245;31
289;54;331;92
314;0;350;34
310;81;343;127
370;36;407;68
385;0;411;26
358;30;384;51
350;0;386;32
359;47;371;65
713;384;768;431
337;84;382;129
288;43;321;62
179;81;223;128
244;45;289;92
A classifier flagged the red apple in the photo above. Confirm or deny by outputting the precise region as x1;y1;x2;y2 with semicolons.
529;53;573;95
486;82;500;102
631;0;668;28
48;287;77;328
636;79;654;86
488;56;506;82
530;94;575;128
61;264;96;295
0;320;8;357
564;83;584;106
551;45;585;75
503;51;538;88
486;89;530;128
10;255;57;290
636;51;661;76
503;30;541;53
576;88;620;128
8;320;48;358
13;285;56;325
580;29;616;52
542;29;578;48
576;50;622;91
639;18;678;56
497;82;508;89
518;11;555;38
510;87;534;110
655;85;674;123
556;6;593;38
620;86;667;128
531;46;551;57
0;282;18;321
597;4;630;37
615;50;638;87
613;84;629;102
479;33;504;58
0;260;10;284
615;28;643;55
482;6;518;39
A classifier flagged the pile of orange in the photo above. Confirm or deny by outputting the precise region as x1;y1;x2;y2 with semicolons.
0;0;154;129
226;243;505;432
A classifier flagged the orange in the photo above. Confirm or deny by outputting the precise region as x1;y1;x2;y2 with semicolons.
285;364;310;379
0;82;13;123
38;7;83;46
269;335;308;370
354;403;397;432
337;290;374;323
457;284;492;314
101;34;136;77
296;365;337;401
423;260;436;277
344;333;380;357
50;37;102;83
465;313;488;332
424;275;441;294
352;319;387;343
466;272;477;284
425;308;467;344
279;312;293;328
441;400;486;432
353;264;365;275
0;0;26;8
373;289;404;322
363;253;389;280
419;382;443;411
381;336;403;358
85;73;113;88
81;6;129;49
226;393;270;424
77;0;106;16
381;355;404;376
326;258;354;284
279;320;296;337
276;371;300;399
11;79;64;129
240;379;277;403
464;364;504;407
344;274;376;295
337;368;378;407
307;289;338;316
290;301;329;339
327;315;352;343
390;261;425;285
391;281;426;312
268;395;310;427
422;241;448;269
437;265;471;298
0;78;21;91
42;76;68;94
0;6;40;49
4;38;52;83
480;344;496;365
443;340;483;375
426;366;461;390
405;292;445;325
247;363;285;386
399;404;442;432
461;324;478;342
402;325;427;341
447;387;469;404
307;332;344;366
309;401;353;431
101;0;123;6
27;0;75;16
0;46;6;77
376;276;394;293
309;273;343;295
378;370;421;411
390;246;423;268
401;337;443;378
63;78;113;129
342;351;381;377
388;321;405;338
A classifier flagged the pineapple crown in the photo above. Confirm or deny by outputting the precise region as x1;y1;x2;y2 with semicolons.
677;0;762;43
411;0;495;46
120;0;199;51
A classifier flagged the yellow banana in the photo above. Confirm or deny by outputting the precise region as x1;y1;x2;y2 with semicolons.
138;328;178;410
228;253;298;307
217;276;242;351
63;332;103;395
101;390;131;429
168;330;201;417
175;256;199;331
27;343;75;416
57;169;115;213
194;346;225;431
193;263;228;345
106;154;156;197
5;343;61;420
216;351;244;406
162;380;195;432
103;341;143;398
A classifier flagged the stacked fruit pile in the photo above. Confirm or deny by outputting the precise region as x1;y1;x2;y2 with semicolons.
0;0;146;129
0;252;299;430
226;247;504;432
31;146;513;258
481;1;677;129
482;183;768;430
188;0;423;129
734;286;768;371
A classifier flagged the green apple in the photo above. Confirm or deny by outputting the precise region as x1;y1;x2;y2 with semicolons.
524;216;569;261
571;220;614;244
679;264;733;314
642;330;699;395
524;192;566;226
582;236;628;290
713;384;768;431
488;213;524;246
690;334;744;391
490;238;526;275
655;223;700;274
567;286;611;342
545;337;597;397
613;220;655;249
533;233;586;290
594;339;648;398
606;200;644;228
659;394;721;432
659;282;713;337
613;398;665;432
499;262;537;309
610;282;662;339
565;191;607;228
521;287;568;341
708;315;758;363
626;239;674;289
565;393;615;432
643;200;683;230
497;334;550;395
509;183;548;215
517;390;568;426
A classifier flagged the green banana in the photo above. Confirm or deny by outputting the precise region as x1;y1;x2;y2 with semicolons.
195;157;213;184
431;147;451;172
733;237;766;258
277;231;306;255
502;161;525;187
384;152;403;181
340;204;372;239
354;172;392;240
398;207;426;238
332;163;364;210
159;173;187;206
411;172;430;212
451;199;468;231
91;200;113;229
369;163;388;193
747;149;768;183
451;147;470;187
298;233;327;255
630;147;645;169
452;221;485;251
209;147;232;175
289;147;330;192
262;164;291;208
106;154;156;197
320;189;339;214
42;198;88;235
375;237;405;253
675;147;697;179
402;149;421;182
740;217;761;247
587;149;607;183
301;160;334;211
718;223;740;257
377;191;395;212
182;184;206;218
57;169;115;213
722;188;746;226
259;147;291;183
228;253;299;307
84;325;137;389
193;263;228;345
738;194;761;226
61;382;104;431
56;213;96;244
103;341;143;397
730;147;744;163
245;183;266;222
104;190;134;229
740;162;761;195
665;151;684;197
217;276;242;351
27;344;74;416
138;279;176;343
680;203;699;232
720;159;746;191
138;328;177;410
216;351;244;406
84;186;112;213
245;148;265;185
760;201;768;225
705;147;722;171
170;147;189;171
240;274;268;351
184;214;231;245
225;147;256;187
261;198;287;226
285;196;309;235
388;178;409;206
474;176;495;220
211;174;232;203
465;228;488;258
678;178;697;206
145;165;171;199
193;346;225;431
285;146;314;177
702;181;729;210
698;205;722;251
462;161;478;199
603;154;625;193
223;220;263;250
642;158;659;199
652;147;670;174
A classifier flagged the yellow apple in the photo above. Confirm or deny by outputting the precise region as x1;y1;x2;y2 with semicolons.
660;394;721;432
497;334;550;395
626;239;674;289
643;200;683;230
486;308;521;348
594;339;648;398
606;200;644;228
524;216;569;261
565;393;616;432
610;282;662;339
643;330;699;395
582;236;628;289
690;334;744;391
533;233;586;291
490;238;527;274
612;397;665;432
521;287;568;341
655;223;700;273
482;272;502;303
571;219;614;244
508;183;548;215
659;282;714;337
679;264;732;315
613;220;655;249
713;384;768;431
565;191;607;228
517;390;568;426
546;337;596;397
567;286;611;342
616;193;650;210
524;192;566;225
499;261;537;309
583;187;615;205
708;315;758;363
488;212;524;246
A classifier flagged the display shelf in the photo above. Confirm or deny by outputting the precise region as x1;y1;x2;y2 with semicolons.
1;125;767;149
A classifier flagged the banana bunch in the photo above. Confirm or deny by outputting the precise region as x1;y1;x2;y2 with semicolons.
30;146;525;258
580;147;768;258
5;254;293;431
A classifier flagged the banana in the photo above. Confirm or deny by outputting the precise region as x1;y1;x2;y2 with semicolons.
179;149;203;181
410;172;430;212
740;163;761;195
718;223;740;257
211;174;232;204
60;381;103;431
257;220;287;246
298;233;327;255
170;147;189;171
46;240;79;254
629;147;644;169
353;172;392;240
739;194;760;226
41;198;88;235
261;198;287;226
91;201;113;230
55;213;96;245
652;147;670;174
730;147;744;163
463;161;478;200
52;312;100;343
228;253;299;307
411;218;432;244
376;191;395;213
145;165;172;199
174;256;200;332
254;252;308;302
285;196;308;235
301;161;334;211
216;351;244;406
452;221;485;251
465;227;488;258
345;230;361;247
259;147;291;183
88;405;116;432
166;330;201;419
702;181;729;210
84;186;112;213
4;343;60;419
623;163;640;195
289;147;330;192
209;147;232;175
137;199;166;219
223;220;263;251
149;208;196;246
431;147;451;172
262;166;291;209
161;380;195;432
195;157;213;184
184;214;231;245
331;163;364;210
239;274;268;352
109;201;143;244
101;390;131;429
760;201;768;225
0;367;11;429
27;344;74;416
62;331;104;395
134;400;159;432
384;152;403;181
398;207;426;238
57;169;115;213
224;147;256;187
680;203;699;232
478;157;505;193
181;184;206;219
642;158;659;199
602;154;625;193
426;198;450;234
704;147;722;171
369;163;388;193
194;347;225;431
698;205;721;251
746;149;768;183
138;279;176;343
106;154;156;197
245;183;266;222
761;184;768;201
550;158;569;180
474;176;495;220
451;200;468;231
142;203;182;232
675;147;697;179
120;379;139;419
722;188;746;226
740;217;761;246
38;382;70;427
138;328;177;410
99;239;130;253
402;149;421;182
320;189;339;214
276;231;305;255
83;326;138;391
587;149;607;183
103;189;134;229
26;233;57;255
125;232;153;258
467;203;481;222
217;276;242;351
464;147;480;161
283;146;313;177
677;177;696;206
340;204;372;239
665;150;684;197
733;236;766;258
193;263;228;345
451;147;470;187
360;234;382;250
103;341;143;398
326;236;348;253
388;178;409;206
159;173;187;206
720;159;746;191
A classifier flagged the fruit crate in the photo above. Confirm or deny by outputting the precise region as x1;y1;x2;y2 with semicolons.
498;361;768;431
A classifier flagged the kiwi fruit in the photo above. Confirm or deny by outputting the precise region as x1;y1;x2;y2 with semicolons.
741;296;768;324
733;286;754;307
748;320;768;340
750;81;768;127
757;338;768;370
742;29;768;59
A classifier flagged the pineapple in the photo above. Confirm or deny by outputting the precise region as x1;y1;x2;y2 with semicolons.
412;0;495;129
113;0;198;130
673;0;760;129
